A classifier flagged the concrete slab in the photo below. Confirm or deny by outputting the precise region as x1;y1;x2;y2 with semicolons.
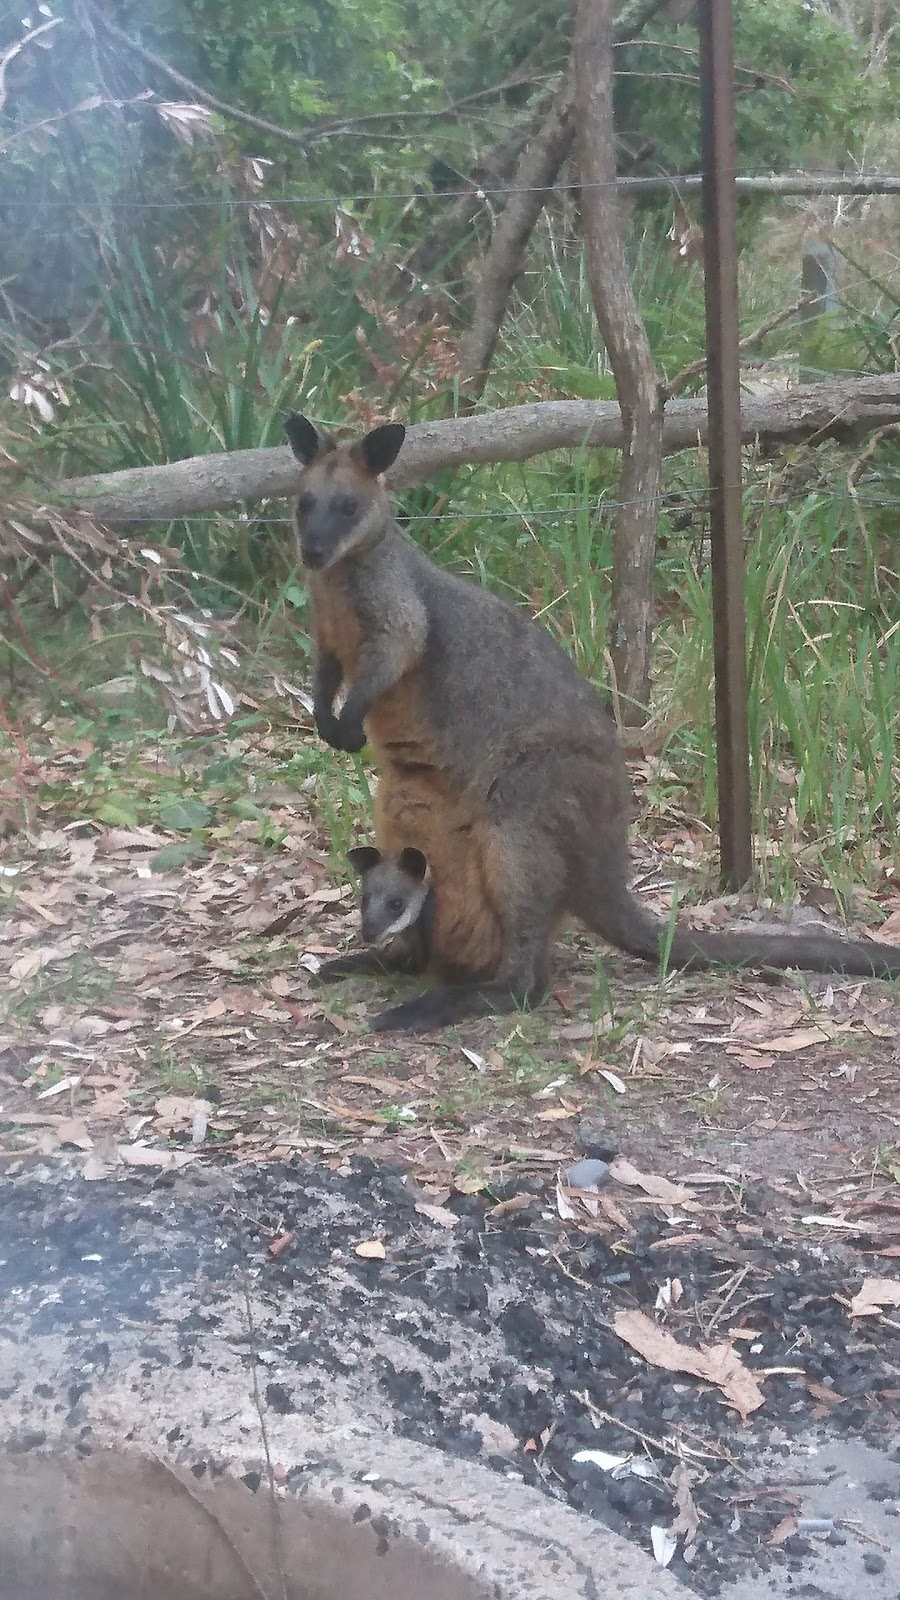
718;1436;900;1600
0;1171;695;1600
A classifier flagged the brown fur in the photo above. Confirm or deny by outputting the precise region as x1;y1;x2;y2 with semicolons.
286;414;900;1032
374;770;505;982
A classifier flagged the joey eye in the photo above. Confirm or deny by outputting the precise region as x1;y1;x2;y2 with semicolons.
387;896;405;918
335;493;359;518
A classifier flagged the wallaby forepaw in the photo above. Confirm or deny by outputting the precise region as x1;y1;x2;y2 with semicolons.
314;706;344;749
334;714;367;754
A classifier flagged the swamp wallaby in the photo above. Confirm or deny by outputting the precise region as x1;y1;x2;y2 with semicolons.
286;413;900;1031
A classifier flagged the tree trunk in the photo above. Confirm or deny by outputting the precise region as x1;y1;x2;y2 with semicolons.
403;87;559;301
456;0;674;406
575;0;664;723
457;81;576;403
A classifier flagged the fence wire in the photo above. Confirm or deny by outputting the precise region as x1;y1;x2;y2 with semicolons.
62;488;900;529
5;169;900;212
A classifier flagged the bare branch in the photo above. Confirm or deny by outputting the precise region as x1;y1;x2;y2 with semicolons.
41;375;900;524
403;86;559;294
0;17;62;113
456;0;674;405
86;4;323;150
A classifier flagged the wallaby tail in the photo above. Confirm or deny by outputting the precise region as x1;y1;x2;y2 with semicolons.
586;883;900;979
669;925;900;979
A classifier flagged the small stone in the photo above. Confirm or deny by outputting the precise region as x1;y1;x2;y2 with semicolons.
862;1552;886;1575
565;1159;610;1190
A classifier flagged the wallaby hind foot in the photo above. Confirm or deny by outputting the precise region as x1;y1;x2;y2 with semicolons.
371;977;548;1032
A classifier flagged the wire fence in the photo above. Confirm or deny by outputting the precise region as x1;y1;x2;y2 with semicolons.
6;169;900;211
59;487;900;528
4;161;899;538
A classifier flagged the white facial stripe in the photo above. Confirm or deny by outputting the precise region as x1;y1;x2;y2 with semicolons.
323;496;384;567
373;889;428;945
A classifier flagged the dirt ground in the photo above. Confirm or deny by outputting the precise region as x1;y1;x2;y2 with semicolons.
2;764;900;1248
3;740;900;1595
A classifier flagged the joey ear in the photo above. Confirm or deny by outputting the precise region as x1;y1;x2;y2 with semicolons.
398;846;428;882
348;845;382;876
351;422;406;478
284;413;335;466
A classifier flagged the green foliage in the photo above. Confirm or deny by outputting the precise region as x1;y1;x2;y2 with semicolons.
615;0;891;177
3;0;900;910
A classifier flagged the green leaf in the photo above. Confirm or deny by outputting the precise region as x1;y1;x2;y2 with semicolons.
158;799;213;831
150;839;208;874
94;798;141;827
231;798;268;822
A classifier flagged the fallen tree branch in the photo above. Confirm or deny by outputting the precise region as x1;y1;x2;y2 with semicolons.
43;374;900;524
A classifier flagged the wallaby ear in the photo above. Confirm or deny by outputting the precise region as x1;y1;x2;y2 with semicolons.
398;847;428;882
348;845;382;876
351;422;406;478
284;413;335;466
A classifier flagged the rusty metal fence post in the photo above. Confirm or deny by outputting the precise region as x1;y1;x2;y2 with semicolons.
698;0;753;888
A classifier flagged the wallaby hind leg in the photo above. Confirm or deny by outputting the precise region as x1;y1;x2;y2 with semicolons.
371;822;561;1032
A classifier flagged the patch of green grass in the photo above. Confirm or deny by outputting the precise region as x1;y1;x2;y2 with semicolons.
2;953;116;1029
690;1076;732;1119
149;1045;218;1097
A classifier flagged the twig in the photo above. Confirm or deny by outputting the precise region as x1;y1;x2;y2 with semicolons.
0;689;43;780
87;5;322;149
700;1263;752;1339
846;421;900;561
1;577;98;712
666;295;814;398
237;1217;289;1600
574;1391;750;1475
0;93;151;157
0;17;62;112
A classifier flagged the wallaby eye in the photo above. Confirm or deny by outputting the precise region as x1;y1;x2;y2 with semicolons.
295;490;314;515
387;896;405;918
335;493;359;518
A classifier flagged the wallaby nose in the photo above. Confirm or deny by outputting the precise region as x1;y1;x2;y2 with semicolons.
301;538;326;569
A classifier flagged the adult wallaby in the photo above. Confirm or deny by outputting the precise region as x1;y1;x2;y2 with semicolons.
286;413;900;1031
